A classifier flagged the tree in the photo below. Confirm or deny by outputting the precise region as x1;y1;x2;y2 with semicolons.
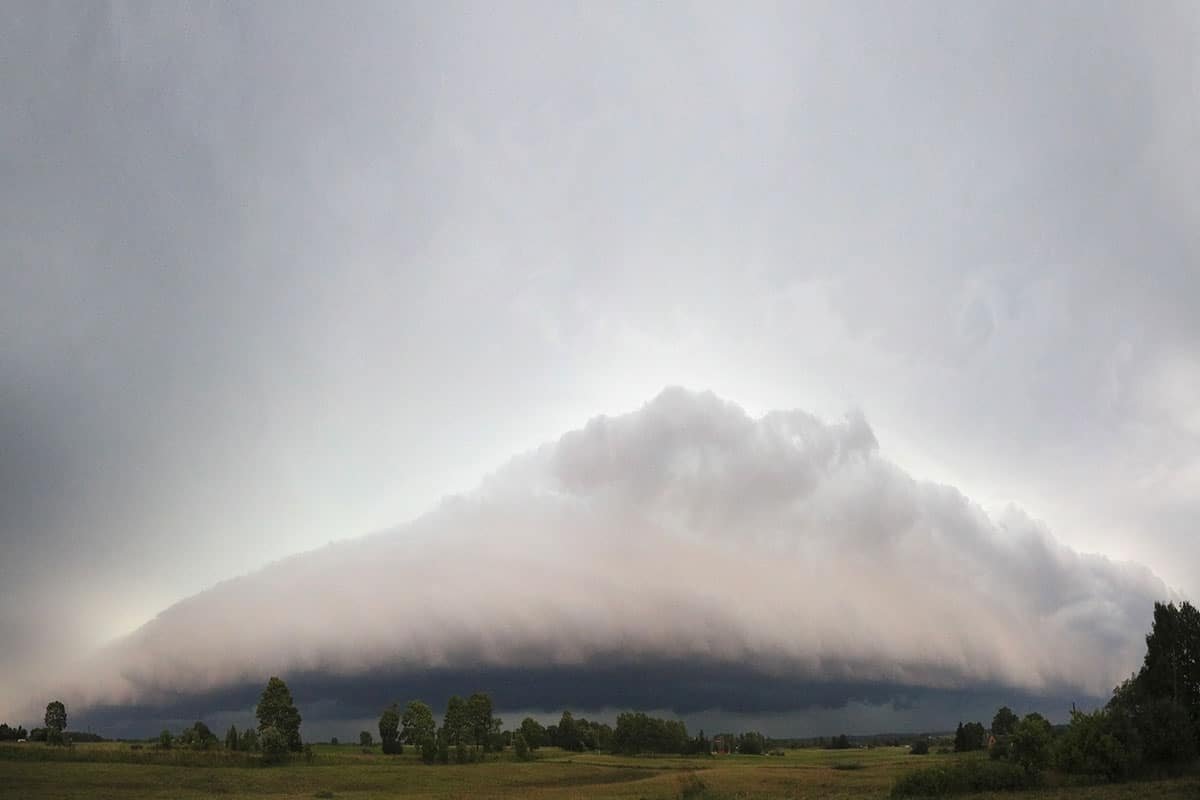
158;729;173;750
1132;602;1200;761
992;706;1019;736
359;730;374;747
611;712;691;755
514;731;532;761
738;731;766;755
379;705;402;755
1138;697;1197;768
401;701;437;747
436;727;449;763
44;701;66;737
443;696;467;746
466;692;494;752
256;677;302;752
225;724;239;751
0;724;28;742
186;720;217;750
910;739;930;755
556;711;583;751
420;734;438;764
1010;713;1053;775
260;726;288;765
241;727;260;752
519;717;546;749
1054;707;1140;781
954;721;987;752
330;736;339;746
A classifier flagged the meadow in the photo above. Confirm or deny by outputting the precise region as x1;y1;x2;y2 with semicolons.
2;742;1198;800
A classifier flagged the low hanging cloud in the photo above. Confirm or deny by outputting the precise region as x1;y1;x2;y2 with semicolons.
25;389;1167;725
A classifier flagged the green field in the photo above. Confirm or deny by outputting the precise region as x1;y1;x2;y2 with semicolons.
1;742;1197;799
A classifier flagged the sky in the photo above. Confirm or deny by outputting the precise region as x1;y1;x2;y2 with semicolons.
2;1;1197;735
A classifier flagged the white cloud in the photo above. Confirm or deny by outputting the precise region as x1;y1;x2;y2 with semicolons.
14;389;1167;719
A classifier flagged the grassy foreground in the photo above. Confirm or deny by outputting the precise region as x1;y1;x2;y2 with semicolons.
1;742;1197;799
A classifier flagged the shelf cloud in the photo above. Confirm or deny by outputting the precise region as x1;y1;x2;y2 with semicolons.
29;389;1167;727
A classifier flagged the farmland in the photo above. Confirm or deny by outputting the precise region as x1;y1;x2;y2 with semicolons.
2;742;1197;799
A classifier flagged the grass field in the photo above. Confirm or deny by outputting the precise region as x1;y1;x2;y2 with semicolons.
1;742;1197;799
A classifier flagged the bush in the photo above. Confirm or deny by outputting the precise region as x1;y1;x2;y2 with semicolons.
1009;713;1053;775
910;740;929;755
891;758;1036;797
420;737;437;765
260;727;289;765
1054;708;1140;781
514;732;532;761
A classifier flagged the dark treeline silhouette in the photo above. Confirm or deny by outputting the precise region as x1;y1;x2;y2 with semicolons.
899;601;1200;796
0;724;29;741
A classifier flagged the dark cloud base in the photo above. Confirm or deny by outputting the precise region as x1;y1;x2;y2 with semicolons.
71;659;1096;738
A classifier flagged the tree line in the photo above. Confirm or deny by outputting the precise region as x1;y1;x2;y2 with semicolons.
902;600;1200;793
20;602;1192;777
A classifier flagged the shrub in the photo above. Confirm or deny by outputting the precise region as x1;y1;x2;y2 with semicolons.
910;740;929;755
1054;708;1140;781
514;732;532;761
260;727;289;765
420;737;437;765
1009;713;1053;776
891;758;1035;797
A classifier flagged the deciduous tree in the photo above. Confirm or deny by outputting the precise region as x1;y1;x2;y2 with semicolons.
255;677;302;752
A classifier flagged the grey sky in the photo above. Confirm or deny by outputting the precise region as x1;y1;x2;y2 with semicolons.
2;1;1197;728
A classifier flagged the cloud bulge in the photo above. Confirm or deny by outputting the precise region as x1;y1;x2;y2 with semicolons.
18;389;1168;729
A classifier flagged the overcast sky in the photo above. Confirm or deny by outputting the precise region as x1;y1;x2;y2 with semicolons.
2;2;1197;732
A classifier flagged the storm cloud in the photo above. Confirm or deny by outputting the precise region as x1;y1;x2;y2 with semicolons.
15;390;1167;728
3;1;1197;735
